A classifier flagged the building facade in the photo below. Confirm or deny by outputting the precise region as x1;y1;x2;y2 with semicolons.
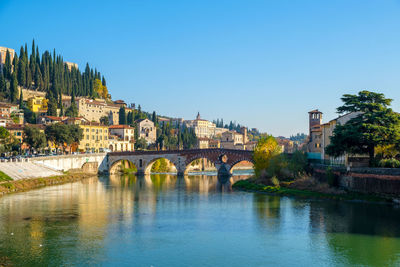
27;96;48;113
184;113;216;138
136;118;156;144
62;98;121;125
108;125;135;152
0;47;15;71
78;122;109;152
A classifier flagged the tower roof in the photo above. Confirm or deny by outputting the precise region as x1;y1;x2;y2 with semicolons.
308;109;322;114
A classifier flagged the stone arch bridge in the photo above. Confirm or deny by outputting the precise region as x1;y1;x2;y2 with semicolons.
108;148;254;176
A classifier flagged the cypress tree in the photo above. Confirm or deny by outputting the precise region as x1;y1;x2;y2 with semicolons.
19;90;23;109
119;107;127;125
127;111;133;125
10;73;18;103
0;73;5;94
152;111;157;124
12;56;18;82
17;58;26;86
3;50;11;79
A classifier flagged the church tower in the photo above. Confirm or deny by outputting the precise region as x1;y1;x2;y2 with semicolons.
308;109;322;136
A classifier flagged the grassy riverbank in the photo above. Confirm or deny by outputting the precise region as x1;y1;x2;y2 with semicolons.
233;178;393;203
0;172;97;197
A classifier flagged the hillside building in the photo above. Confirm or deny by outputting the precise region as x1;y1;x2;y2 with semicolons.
78;122;109;152
136;118;156;144
108;125;135;152
0;47;15;71
27;96;48;113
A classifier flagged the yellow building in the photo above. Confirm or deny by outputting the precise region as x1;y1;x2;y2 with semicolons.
78;122;109;152
27;96;48;113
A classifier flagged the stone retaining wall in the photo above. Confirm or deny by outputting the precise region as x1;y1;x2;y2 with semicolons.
312;164;400;195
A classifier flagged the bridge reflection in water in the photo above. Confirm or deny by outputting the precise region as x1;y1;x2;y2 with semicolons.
108;171;252;194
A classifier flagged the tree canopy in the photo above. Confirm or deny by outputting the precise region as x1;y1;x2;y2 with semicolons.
0;40;108;105
45;124;83;152
24;126;47;151
326;91;400;165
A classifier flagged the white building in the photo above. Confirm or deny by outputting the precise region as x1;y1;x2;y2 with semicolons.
136;118;156;144
108;125;135;152
184;113;216;138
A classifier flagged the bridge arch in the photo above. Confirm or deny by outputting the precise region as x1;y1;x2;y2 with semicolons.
229;159;255;172
184;156;217;174
144;157;178;175
109;159;138;175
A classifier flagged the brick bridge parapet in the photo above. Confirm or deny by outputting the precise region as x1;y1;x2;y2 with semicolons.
107;148;254;176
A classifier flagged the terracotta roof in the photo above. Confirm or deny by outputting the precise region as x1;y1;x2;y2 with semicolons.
109;125;134;129
308;109;322;114
44;116;67;121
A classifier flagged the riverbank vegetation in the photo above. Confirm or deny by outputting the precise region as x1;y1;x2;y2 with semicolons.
235;134;393;203
0;172;96;197
0;171;12;182
233;179;391;203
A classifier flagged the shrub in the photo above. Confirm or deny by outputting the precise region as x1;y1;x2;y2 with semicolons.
267;154;287;178
378;158;400;168
270;176;280;187
326;167;336;187
288;150;308;178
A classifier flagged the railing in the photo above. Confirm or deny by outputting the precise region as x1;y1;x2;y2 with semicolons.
108;148;254;156
308;158;345;167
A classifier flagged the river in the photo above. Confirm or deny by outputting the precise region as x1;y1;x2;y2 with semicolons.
1;170;400;266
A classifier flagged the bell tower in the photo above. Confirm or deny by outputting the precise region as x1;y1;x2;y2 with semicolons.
308;109;322;135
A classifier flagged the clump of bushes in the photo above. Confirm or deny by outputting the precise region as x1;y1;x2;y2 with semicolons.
253;135;309;185
378;158;400;168
270;176;280;187
326;167;336;187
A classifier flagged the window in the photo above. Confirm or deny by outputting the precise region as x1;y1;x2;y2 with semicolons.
86;135;89;139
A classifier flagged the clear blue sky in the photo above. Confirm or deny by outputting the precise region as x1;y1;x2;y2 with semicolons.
2;0;400;136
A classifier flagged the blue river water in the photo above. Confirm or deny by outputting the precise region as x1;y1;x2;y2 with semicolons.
1;170;400;266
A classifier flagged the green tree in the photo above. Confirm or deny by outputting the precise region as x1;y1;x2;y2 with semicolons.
0;127;15;153
0;73;6;100
24;126;47;152
326;91;400;165
45;124;83;153
253;135;282;178
65;94;78;118
135;137;147;150
10;73;18;103
119;107;126;125
19;90;23;109
152;111;157;124
3;50;12;79
100;116;110;126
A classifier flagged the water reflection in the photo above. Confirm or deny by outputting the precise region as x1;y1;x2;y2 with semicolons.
0;173;400;266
